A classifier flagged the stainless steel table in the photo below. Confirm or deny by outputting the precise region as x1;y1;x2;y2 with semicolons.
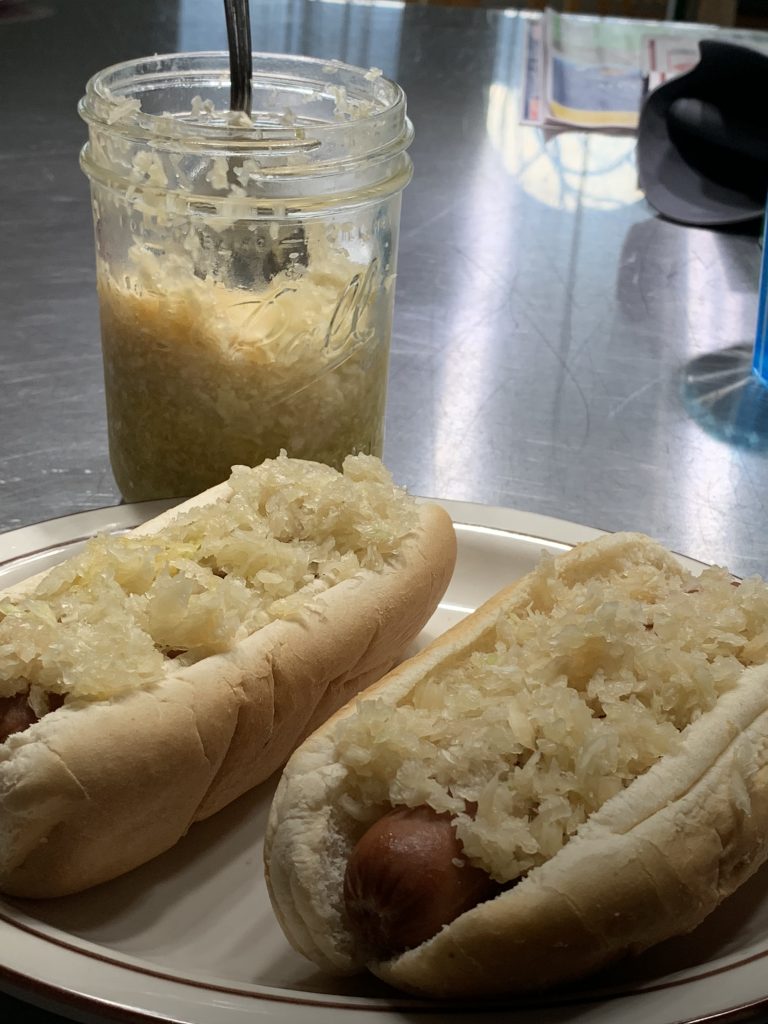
1;0;766;1021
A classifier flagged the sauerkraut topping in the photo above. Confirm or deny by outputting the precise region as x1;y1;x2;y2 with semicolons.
98;235;392;501
334;554;768;884
0;454;417;712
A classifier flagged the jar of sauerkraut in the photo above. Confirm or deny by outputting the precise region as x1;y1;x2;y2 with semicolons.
78;53;413;501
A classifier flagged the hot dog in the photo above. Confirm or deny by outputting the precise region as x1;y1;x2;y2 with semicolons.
0;453;456;898
343;804;503;957
265;532;768;996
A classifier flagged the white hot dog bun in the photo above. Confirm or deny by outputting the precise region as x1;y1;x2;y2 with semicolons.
265;532;768;997
0;454;456;898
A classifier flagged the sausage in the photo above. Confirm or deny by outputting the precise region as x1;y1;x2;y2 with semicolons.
343;805;501;960
0;691;38;744
266;531;768;997
0;689;65;744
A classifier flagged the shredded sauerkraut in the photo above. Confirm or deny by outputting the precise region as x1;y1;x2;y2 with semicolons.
334;554;768;883
98;245;391;501
0;453;417;711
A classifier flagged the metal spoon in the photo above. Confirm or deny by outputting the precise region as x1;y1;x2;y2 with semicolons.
222;0;308;281
224;0;252;116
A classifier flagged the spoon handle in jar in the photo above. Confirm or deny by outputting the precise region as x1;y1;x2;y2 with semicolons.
224;0;252;116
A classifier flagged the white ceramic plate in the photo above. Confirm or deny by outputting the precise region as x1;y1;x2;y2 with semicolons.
1;501;767;1024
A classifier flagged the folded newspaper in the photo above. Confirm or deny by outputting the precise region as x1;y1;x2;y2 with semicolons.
523;7;768;133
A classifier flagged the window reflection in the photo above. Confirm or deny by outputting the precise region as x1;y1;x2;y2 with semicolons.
486;13;643;213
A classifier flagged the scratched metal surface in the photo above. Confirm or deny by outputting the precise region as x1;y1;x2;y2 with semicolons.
0;0;765;578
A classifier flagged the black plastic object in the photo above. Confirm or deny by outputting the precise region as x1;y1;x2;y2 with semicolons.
637;40;768;227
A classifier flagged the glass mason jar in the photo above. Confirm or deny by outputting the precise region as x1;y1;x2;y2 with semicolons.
78;53;413;501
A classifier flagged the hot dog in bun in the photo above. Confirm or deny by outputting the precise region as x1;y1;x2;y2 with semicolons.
265;532;768;996
0;453;456;898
